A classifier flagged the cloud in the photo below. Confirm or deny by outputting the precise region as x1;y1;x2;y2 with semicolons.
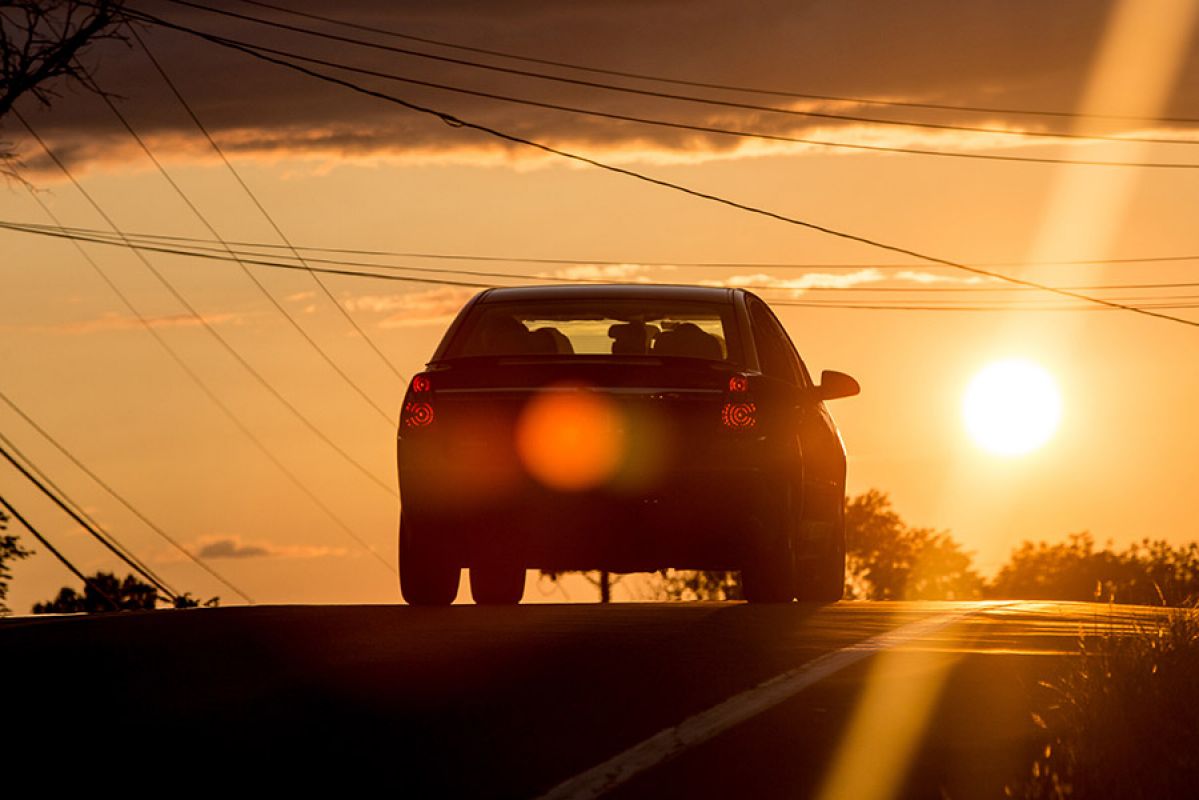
9;0;1198;175
345;285;478;328
332;266;997;329
544;263;656;282
890;270;997;286
702;269;997;295
45;311;244;334
716;269;887;291
193;535;348;560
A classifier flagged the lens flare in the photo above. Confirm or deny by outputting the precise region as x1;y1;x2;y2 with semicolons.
516;389;625;491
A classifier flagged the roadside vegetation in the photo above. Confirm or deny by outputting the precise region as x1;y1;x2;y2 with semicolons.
6;488;1196;612
0;507;32;615
990;534;1199;606
30;571;215;613
1013;605;1199;799
636;490;1199;605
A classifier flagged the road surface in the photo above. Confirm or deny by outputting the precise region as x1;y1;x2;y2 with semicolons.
0;600;1161;795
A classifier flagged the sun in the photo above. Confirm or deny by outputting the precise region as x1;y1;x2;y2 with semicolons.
963;359;1062;456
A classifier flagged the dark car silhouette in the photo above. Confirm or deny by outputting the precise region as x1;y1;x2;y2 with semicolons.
397;285;859;605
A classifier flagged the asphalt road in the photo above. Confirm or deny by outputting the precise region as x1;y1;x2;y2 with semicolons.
0;600;1163;795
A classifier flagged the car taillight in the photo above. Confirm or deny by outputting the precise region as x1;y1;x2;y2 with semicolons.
401;373;435;429
721;373;757;430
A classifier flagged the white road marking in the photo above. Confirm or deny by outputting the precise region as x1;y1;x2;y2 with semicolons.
537;608;976;800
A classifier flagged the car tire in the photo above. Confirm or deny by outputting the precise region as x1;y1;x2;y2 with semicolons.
399;515;459;606
470;563;526;605
741;499;796;604
794;503;846;603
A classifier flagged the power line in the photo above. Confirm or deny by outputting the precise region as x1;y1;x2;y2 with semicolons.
9;221;1199;312
1;219;494;288
14;220;1199;297
127;13;1199;171
235;0;1199;127
1;432;176;600
89;68;395;424
0;431;174;597
12;115;398;575
63;92;399;494
0;438;178;601
129;25;407;386
0;494;120;611
0;390;254;603
29;223;1199;292
159;0;1199;148
117;38;1199;329
10;218;1199;271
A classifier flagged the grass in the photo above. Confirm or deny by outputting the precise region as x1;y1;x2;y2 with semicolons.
1012;604;1199;799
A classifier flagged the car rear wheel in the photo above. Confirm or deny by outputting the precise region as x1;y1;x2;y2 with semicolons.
741;501;796;604
794;504;846;603
470;563;526;605
399;515;460;606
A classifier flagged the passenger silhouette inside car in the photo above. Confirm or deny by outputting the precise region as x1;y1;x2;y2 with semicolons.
608;321;659;355
652;322;723;360
530;327;574;354
475;315;577;355
479;315;533;354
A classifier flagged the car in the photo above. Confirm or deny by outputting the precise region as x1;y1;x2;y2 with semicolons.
396;285;859;605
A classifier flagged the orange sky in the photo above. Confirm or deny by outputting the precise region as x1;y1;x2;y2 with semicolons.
2;0;1198;609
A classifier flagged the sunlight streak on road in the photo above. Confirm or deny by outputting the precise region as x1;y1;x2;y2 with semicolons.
813;644;960;800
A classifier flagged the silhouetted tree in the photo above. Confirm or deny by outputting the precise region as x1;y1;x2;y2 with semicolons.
845;489;982;600
0;508;32;615
172;592;219;609
33;571;157;613
989;533;1199;606
650;489;982;601
1;1;126;170
541;569;624;603
551;491;1196;606
655;568;742;602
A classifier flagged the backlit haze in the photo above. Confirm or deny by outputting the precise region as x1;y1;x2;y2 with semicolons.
3;0;1198;609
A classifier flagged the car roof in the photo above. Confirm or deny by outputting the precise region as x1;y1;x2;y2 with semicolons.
477;284;739;304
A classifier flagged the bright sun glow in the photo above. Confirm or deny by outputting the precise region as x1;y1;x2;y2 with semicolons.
963;359;1062;456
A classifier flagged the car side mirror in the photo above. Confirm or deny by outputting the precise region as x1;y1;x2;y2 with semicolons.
815;370;860;401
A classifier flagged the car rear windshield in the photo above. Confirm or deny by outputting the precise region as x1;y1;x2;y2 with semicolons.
443;299;743;363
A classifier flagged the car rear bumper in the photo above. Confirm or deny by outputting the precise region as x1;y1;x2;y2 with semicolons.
399;448;791;571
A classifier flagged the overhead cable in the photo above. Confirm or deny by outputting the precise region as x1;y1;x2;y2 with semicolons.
8;221;1199;312
106;36;1199;329
124;13;1199;171
130;25;407;385
0;438;179;601
234;0;1199;127
67;90;400;491
12;220;1199;296
0;494;121;611
90;68;395;424
10;218;1199;271
165;0;1199;148
12;117;398;575
0;390;254;603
